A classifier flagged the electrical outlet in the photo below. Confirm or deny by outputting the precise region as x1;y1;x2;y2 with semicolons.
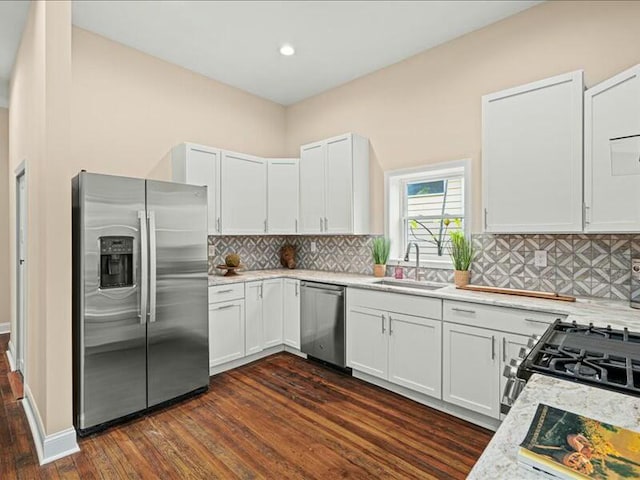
208;245;215;257
534;250;547;268
310;241;317;253
633;258;640;279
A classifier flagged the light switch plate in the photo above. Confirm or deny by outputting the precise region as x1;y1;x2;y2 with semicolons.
310;241;317;253
208;245;215;257
633;258;640;279
534;250;547;268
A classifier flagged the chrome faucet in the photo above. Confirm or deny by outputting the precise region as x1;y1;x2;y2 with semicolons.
404;242;420;281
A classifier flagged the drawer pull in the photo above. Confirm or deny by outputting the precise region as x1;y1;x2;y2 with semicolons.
215;289;234;294
524;317;548;325
452;307;476;314
215;304;235;310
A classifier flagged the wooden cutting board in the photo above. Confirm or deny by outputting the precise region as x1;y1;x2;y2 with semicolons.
457;284;576;302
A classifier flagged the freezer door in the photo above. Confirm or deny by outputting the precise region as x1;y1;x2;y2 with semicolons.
77;173;147;430
146;180;209;407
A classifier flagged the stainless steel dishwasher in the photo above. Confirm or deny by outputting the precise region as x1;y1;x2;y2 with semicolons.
300;281;346;368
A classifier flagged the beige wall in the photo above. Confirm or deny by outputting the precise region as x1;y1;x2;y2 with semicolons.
285;0;640;233
71;27;286;179
0;108;8;327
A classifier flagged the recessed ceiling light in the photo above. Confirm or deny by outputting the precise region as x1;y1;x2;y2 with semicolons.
280;44;295;56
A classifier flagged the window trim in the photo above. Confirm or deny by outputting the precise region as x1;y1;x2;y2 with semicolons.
384;159;472;270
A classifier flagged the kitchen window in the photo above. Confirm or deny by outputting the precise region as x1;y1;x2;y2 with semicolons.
385;160;471;269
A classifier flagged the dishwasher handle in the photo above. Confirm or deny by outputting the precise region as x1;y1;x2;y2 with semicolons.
300;281;345;292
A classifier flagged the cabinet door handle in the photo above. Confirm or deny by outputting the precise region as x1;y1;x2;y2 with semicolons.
295;283;299;297
389;315;393;336
502;337;506;362
324;217;328;231
381;313;386;334
484;208;488;230
215;304;235;310
452;307;476;314
264;219;267;233
524;317;548;325
491;335;495;360
320;217;323;232
295;219;298;233
259;284;264;299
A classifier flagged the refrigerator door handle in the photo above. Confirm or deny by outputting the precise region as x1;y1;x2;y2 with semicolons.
138;210;148;324
148;210;157;323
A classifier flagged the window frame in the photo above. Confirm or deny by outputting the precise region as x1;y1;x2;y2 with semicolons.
384;159;472;270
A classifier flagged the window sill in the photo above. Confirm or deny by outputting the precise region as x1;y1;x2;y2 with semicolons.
389;258;453;270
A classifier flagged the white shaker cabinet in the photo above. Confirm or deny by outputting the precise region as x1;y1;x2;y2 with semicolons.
244;281;264;356
262;279;284;349
482;70;584;233
442;322;500;419
299;133;370;234
585;64;640;232
209;300;245;367
387;312;442;398
221;151;267;234
171;143;221;235
299;142;326;234
245;279;283;355
283;279;301;349
347;306;389;380
267;158;299;234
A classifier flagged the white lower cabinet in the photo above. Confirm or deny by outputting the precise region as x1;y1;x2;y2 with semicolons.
283;279;301;348
263;279;284;348
347;300;442;400
245;282;263;356
209;300;245;367
388;312;442;398
442;323;501;419
245;279;283;355
347;306;388;379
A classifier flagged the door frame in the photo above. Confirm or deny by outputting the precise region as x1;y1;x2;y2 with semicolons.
14;161;27;378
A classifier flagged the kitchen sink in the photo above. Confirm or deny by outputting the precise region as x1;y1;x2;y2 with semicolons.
373;279;447;291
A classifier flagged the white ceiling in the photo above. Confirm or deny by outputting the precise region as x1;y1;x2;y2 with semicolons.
72;0;541;106
0;1;30;107
0;1;541;108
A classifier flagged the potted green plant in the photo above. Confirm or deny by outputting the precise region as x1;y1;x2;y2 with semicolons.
448;230;475;287
371;237;391;278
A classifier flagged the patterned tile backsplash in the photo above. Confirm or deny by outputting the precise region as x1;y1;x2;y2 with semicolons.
208;233;640;302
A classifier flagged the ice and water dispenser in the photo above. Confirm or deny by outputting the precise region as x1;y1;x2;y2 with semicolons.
99;236;134;289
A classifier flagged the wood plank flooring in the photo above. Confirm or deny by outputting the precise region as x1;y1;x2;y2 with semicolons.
0;334;493;479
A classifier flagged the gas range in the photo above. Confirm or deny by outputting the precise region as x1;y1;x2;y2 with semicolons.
501;320;640;414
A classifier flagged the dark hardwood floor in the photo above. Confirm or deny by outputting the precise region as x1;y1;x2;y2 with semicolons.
0;333;493;479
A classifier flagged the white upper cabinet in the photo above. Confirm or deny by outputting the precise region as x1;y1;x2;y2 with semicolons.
171;143;221;235
585;65;640;232
299;142;326;233
299;133;370;235
267;158;299;234
221;151;268;234
482;70;584;233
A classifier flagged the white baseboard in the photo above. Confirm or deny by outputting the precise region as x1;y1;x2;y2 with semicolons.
22;383;79;465
283;345;306;358
0;322;9;334
210;345;285;376
6;340;16;371
352;370;501;432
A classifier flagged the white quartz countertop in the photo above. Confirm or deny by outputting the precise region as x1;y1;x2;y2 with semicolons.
209;269;640;329
467;374;640;479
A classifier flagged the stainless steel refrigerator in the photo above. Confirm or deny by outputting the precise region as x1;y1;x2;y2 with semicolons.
72;171;209;435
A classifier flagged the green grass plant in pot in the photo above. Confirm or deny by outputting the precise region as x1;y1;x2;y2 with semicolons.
371;237;391;278
449;229;475;287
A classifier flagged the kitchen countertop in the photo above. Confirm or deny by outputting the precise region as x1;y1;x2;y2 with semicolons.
467;374;640;479
209;269;640;329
